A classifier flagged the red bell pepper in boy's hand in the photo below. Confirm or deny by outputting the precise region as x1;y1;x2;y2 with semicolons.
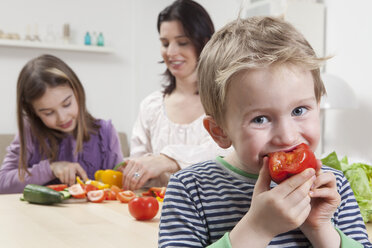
268;143;317;184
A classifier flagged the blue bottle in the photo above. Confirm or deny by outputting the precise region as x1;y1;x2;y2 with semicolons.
97;32;104;46
84;32;91;45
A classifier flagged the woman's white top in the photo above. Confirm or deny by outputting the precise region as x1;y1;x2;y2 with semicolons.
130;91;230;169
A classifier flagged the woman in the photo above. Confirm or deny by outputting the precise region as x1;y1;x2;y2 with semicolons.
122;0;228;190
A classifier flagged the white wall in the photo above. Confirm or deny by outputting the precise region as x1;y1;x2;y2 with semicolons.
324;0;372;162
0;0;240;136
0;0;371;162
0;0;135;135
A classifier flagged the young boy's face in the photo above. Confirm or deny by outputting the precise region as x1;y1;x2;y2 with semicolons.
223;63;320;173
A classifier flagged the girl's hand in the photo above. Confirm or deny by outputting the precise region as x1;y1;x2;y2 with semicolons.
121;154;179;190
229;158;316;248
300;160;341;247
50;161;88;186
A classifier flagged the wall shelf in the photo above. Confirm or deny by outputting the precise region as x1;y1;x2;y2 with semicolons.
0;39;114;54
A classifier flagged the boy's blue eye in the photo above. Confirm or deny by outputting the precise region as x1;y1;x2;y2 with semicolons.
292;107;307;116
252;116;268;124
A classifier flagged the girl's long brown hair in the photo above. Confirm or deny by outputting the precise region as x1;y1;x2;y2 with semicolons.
16;54;99;181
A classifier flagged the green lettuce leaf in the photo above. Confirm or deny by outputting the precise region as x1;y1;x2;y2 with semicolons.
322;152;372;223
321;152;341;171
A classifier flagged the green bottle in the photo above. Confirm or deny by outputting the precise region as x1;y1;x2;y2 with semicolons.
84;32;91;45
97;32;104;46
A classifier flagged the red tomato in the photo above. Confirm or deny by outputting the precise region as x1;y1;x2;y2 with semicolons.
83;184;99;193
117;190;136;203
87;190;105;203
149;187;166;198
268;143;317;184
46;184;68;191
110;185;122;195
128;197;159;221
142;187;167;198
141;191;154;197
104;189;117;200
68;184;86;198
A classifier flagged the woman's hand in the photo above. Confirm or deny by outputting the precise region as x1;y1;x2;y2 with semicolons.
121;154;179;190
300;160;341;247
50;161;88;186
230;158;316;248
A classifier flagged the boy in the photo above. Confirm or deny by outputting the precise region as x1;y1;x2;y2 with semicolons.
158;17;372;247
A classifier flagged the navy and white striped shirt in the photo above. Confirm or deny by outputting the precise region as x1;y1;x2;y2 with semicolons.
159;157;372;247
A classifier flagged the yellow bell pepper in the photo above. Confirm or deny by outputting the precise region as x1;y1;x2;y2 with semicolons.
76;176;110;190
85;179;110;190
94;169;123;188
76;176;85;185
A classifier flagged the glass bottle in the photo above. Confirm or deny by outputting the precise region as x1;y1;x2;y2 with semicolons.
97;32;104;46
84;32;91;45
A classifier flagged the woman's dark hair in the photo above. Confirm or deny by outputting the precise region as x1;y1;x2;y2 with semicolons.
157;0;214;95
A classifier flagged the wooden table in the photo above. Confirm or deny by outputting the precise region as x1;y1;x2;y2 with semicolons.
0;194;160;248
367;223;372;242
0;194;370;247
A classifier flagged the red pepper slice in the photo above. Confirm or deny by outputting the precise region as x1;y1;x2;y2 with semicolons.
46;184;68;191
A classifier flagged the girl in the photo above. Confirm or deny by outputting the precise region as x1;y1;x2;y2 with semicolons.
0;54;123;193
122;0;229;190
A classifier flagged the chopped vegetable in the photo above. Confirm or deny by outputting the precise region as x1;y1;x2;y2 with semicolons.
322;152;372;222
87;190;105;203
83;184;99;193
142;187;166;201
76;176;85;185
68;184;86;199
117;190;136;203
85;179;110;190
60;190;71;200
104;189;117;200
76;176;110;190
104;185;123;200
94;169;123;188
46;184;68;191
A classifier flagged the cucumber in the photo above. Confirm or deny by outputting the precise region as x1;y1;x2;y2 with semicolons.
23;184;63;205
60;190;71;200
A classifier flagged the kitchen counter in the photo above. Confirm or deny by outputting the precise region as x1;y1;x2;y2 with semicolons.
0;194;160;248
0;194;370;247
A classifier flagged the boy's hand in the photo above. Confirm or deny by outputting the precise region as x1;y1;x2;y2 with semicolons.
300;160;341;247
252;158;316;236
229;158;316;248
50;161;88;185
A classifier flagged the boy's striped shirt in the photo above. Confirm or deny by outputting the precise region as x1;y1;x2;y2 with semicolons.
159;158;371;247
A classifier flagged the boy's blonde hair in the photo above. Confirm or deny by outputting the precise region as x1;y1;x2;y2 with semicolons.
198;16;327;127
